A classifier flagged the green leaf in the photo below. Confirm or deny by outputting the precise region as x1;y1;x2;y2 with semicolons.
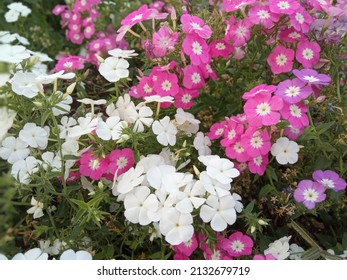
259;184;276;198
300;247;321;260
244;201;255;214
316;122;335;135
266;165;278;182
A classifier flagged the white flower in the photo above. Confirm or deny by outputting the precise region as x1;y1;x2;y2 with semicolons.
124;186;159;225
200;194;237;231
152;116;177;146
232;193;244;213
159;208;194;245
27;197;44;219
11;72;40;98
200;156;240;184
289;243;304;260
5;9;20;23
28;50;52;62
0;136;30;164
58;116;77;139
41;152;61;172
115;165;145;195
59;249;92;260
162;172;193;194
8;2;31;17
96;116;124;141
99;57;129;82
147;165;176;190
36;70;75;85
108;48;138;58
129;105;154;132
11;156;40;184
137;154;167;173
77;98;107;106
175;108;200;136
144;95;174;103
0;253;8;260
264;236;292;260
271;137;300;165
19;123;49;149
52;94;73;116
199;171;231;197
68;115;99;139
12;248;48;260
0;108;16;141
194;132;211;156
173;180;206;213
0;44;30;64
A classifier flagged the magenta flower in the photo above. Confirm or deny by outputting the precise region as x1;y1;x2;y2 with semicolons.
275;78;312;104
180;14;212;39
241;128;271;157
253;254;276;260
173;252;189;260
226;140;250;163
296;41;321;68
182;34;210;66
284;125;304;140
280;101;309;129
152;25;179;57
150;1;165;10
223;0;256;12
220;120;244;147
209;40;234;59
199;64;217;80
183;65;205;89
269;0;300;15
55;56;85;72
248;154;268;176
312;170;347;192
137;76;155;97
79;150;108;180
267;45;295;74
199;233;232;260
153;72;179;96
293;69;331;86
289;6;314;33
108;148;135;177
278;27;305;43
52;5;66;16
293;180;326;210
208;121;227;140
220;231;254;257
174;88;199;109
225;17;252;47
244;94;283;127
120;4;152;27
242;84;277;100
173;233;198;257
248;5;280;28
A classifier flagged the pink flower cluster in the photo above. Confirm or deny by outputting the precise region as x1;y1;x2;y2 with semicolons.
70;148;134;182
53;0;101;45
173;231;254;260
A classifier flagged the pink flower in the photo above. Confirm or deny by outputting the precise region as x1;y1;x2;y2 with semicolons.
296;41;321;68
244;94;283;127
220;231;254;257
173;234;198;257
150;1;165;10
275;78;312;104
79;150;108;180
182;34;210;66
153;72;179;96
248;154;268;176
269;0;300;15
152;25;179;57
55;56;85;72
248;5;280;28
294;180;326;209
280;101;309;129
208;121;227;140
242;84;277;100
267;45;295;74
199;64;217;80
225;17;252;47
183;65;205;89
173;252;190;260
180;14;212;39
83;24;95;39
199;233;232;260
289;6;314;33
284;125;304;140
53;5;66;15
137;76;155;97
67;31;84;44
220;120;244;147
121;4;152;27
209;40;234;59
241;128;271;157
253;254;276;260
278;27;306;43
108;148;135;176
223;0;256;12
226;140;250;163
174;88;199;109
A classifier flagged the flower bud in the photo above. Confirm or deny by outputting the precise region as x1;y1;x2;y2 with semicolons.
250;226;256;233
66;82;76;95
258;219;268;226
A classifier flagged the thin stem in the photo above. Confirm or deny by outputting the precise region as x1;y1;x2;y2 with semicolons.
128;28;141;38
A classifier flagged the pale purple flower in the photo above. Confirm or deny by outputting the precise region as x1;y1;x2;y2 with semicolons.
293;180;326;209
292;69;331;86
275;78;312;104
312;170;347;192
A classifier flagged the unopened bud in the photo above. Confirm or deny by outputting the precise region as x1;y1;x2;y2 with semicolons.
258;219;268;226
66;82;76;95
250;226;256;233
193;165;200;176
33;101;43;107
95;54;105;64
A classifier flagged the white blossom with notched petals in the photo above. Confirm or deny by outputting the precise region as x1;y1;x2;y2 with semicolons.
11;72;40;98
96;116;124;141
11;156;41;184
12;248;48;260
59;249;92;260
19;123;49;149
264;236;292;260
152;116;177;146
0;136;30;164
27;197;44;219
0;44;30;64
99;57;129;82
271;137;299;165
194;132;211;156
114;165;146;195
58;116;77;139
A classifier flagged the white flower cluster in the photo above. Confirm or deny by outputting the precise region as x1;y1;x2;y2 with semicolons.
4;2;31;23
112;153;242;245
0;248;92;260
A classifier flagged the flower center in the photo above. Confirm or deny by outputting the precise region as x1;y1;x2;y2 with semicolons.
184;239;193;247
285;86;300;97
64;61;73;68
228;129;236;140
234;142;244;153
231;240;245;252
302;48;314;60
275;54;288;66
89;159;100;170
303;75;319;83
253;156;263;166
289;32;301;39
320;178;335;189
256;102;271;116
250;136;263;149
182;94;192;103
235;26;247;38
277;1;290;10
161;80;172;91
132;14;143;22
303;188;319;202
216;42;226;50
143;83;153;94
191;73;201;84
290;104;302;118
295;12;305;24
257;10;270;19
117;157;128;169
215;128;224;136
190;22;202;30
192;41;202;55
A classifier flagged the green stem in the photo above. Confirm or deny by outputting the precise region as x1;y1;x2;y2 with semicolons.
336;72;341;103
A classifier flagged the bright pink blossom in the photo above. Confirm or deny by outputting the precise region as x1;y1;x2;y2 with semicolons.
137;76;155;97
180;14;212;39
173;234;198;257
199;64;217;80
108;148;135;176
226;140;250;163
121;4;152;27
280;102;309;129
248;5;280;28
152;25;179;57
225;17;252;47
220;231;254;257
220;120;244;147
296;41;321;68
209;40;234;59
79;150;108;180
182;34;210;66
183;65;205;89
153;72;179;96
248;154;268;176
253;254;276;260
289;6;314;33
278;27;306;43
267;45;295;74
223;0;256;12
208;121;227;140
242;84;276;100
269;0;300;15
174;88;199;109
284;125;304;140
241;128;271;157
55;56;85;72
